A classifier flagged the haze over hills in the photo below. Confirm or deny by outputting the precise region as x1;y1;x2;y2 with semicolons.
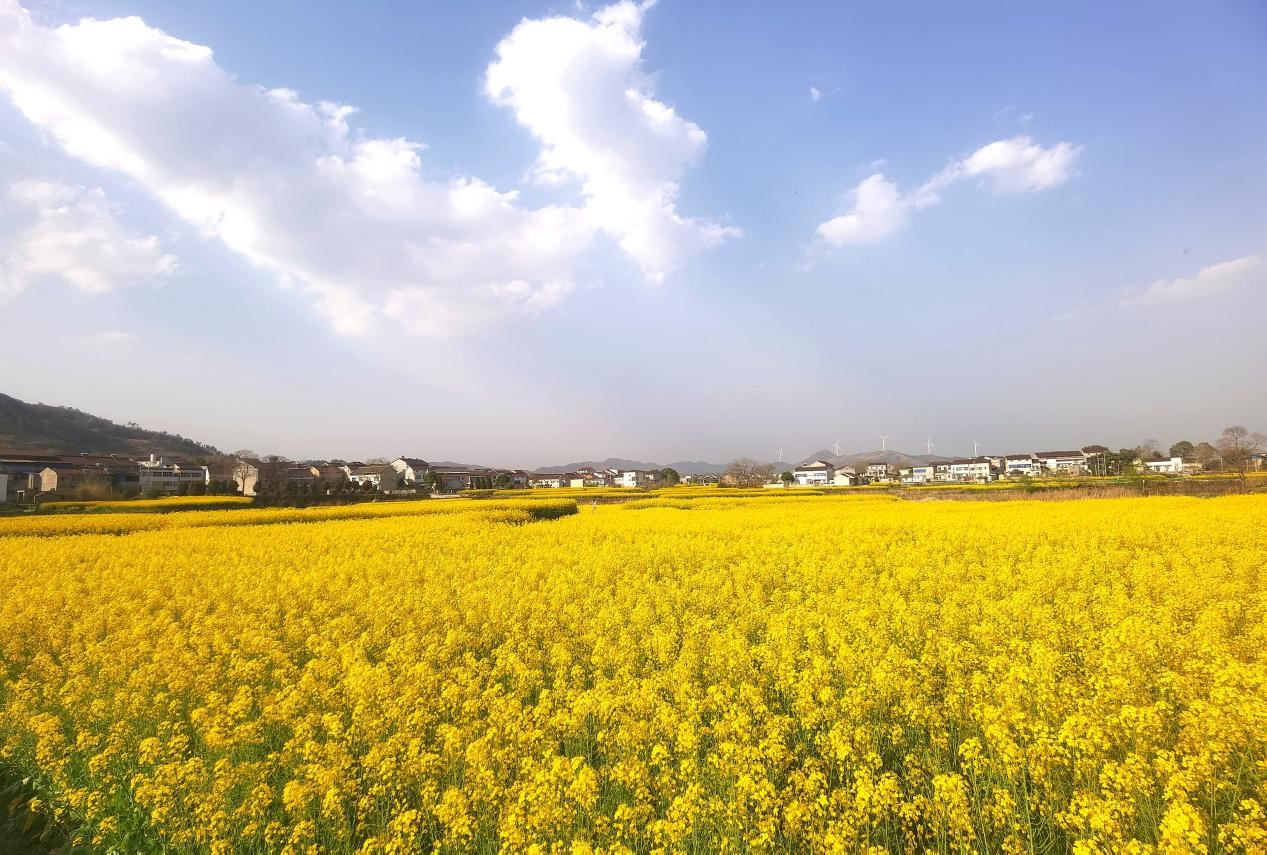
798;449;947;469
536;450;946;475
534;458;730;475
0;393;218;459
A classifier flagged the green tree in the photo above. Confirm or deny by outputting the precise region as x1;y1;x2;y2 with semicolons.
1169;440;1195;460
494;473;512;489
780;470;794;485
1118;449;1140;475
659;467;680;486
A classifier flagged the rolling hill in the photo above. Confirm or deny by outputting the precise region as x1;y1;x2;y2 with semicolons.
0;393;218;459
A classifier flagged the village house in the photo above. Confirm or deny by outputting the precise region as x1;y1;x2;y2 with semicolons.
865;462;897;483
615;469;660;488
1035;450;1088;474
232;458;320;496
833;467;860;486
434;468;493;492
389;457;429;484
529;473;572;489
137;455;210;494
308;462;350;488
1003;454;1041;477
0;453;141;496
1140;455;1192;475
792;460;835;486
900;464;936;484
948;457;998;482
348;464;400;490
574;467;613;486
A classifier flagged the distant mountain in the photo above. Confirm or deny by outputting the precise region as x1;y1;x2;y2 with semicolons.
795;449;948;469
536;457;787;475
429;460;490;470
0;392;218;459
535;457;663;473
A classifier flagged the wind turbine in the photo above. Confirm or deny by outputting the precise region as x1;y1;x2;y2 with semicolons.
777;448;784;463
833;438;841;457
879;434;890;452
973;440;982;458
925;437;935;455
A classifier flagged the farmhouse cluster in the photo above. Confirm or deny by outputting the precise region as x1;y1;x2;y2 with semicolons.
0;451;672;502
791;446;1203;487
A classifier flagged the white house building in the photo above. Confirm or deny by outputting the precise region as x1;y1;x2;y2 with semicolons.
137;455;210;494
1003;455;1041;477
832;468;859;486
528;473;571;489
948;457;997;482
1141;456;1187;475
389;457;429;485
1035;450;1087;474
865;463;897;483
615;470;660;488
900;465;936;484
793;460;835;486
0;470;10;503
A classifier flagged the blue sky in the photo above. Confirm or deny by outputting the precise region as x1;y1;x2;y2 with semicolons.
1;0;1264;465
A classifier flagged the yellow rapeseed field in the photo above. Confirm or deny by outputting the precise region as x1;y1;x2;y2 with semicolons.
1;494;1265;853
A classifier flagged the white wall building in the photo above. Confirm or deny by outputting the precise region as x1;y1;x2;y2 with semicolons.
901;465;936;484
1003;455;1041;477
948;458;997;482
529;474;570;488
390;457;429;484
1141;456;1186;474
865;463;897;483
138;455;209;494
793;461;835;486
833;469;859;486
1035;450;1087;474
616;470;660;488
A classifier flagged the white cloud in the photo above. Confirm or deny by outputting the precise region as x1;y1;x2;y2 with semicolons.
1019;112;1034;124
0;0;732;334
815;174;910;245
956;136;1081;193
485;0;738;284
809;86;822;103
1;179;177;300
815;135;1081;246
1120;256;1262;307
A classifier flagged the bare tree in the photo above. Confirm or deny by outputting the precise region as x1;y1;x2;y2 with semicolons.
723;457;776;488
1193;441;1221;471
257;455;291;497
1215;426;1266;485
229;450;260;496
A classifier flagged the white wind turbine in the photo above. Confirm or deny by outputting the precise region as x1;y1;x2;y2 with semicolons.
973;440;982;458
777;447;784;463
878;434;890;452
833;438;842;457
925;437;935;455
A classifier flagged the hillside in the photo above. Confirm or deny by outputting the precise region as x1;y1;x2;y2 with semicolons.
0;393;218;459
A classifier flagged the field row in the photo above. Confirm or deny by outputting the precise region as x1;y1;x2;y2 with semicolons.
2;494;1265;851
